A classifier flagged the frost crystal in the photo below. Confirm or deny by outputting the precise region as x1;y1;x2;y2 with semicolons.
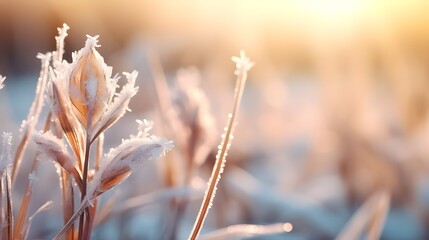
53;23;70;66
85;35;101;49
0;75;5;89
28;171;39;193
87;123;173;199
0;132;12;174
231;51;254;76
133;119;153;138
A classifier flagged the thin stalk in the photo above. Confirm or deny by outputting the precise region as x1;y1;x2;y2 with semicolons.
12;53;51;184
188;69;248;240
78;108;94;240
5;172;13;240
60;169;74;240
1;179;5;240
54;200;90;239
78;135;91;240
84;133;103;239
22;201;53;240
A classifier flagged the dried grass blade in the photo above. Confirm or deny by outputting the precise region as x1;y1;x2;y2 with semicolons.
53;200;90;240
12;53;51;183
60;169;75;240
13;165;32;240
0;181;2;235
5;172;13;240
15;113;52;240
22;201;53;240
336;191;390;240
90;73;138;143
188;54;250;240
1;179;5;240
367;192;390;240
52;82;85;171
200;222;293;240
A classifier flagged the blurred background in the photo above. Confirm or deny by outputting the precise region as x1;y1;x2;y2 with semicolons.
1;0;429;239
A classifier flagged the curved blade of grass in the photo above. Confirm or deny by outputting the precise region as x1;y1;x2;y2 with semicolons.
53;199;90;240
200;222;293;240
22;201;53;240
188;53;251;240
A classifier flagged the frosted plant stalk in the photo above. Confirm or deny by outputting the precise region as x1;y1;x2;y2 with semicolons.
12;53;52;183
188;51;253;240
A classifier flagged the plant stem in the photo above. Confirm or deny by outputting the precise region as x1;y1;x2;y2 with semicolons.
5;172;13;240
12;54;50;184
188;71;247;240
78;135;91;240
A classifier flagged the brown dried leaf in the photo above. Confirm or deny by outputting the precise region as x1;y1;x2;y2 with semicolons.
97;166;131;196
52;81;85;171
90;72;138;143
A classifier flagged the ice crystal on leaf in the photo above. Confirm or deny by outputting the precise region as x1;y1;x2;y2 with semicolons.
231;50;254;76
87;123;173;199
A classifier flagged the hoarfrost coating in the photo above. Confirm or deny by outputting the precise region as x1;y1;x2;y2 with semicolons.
0;132;12;175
